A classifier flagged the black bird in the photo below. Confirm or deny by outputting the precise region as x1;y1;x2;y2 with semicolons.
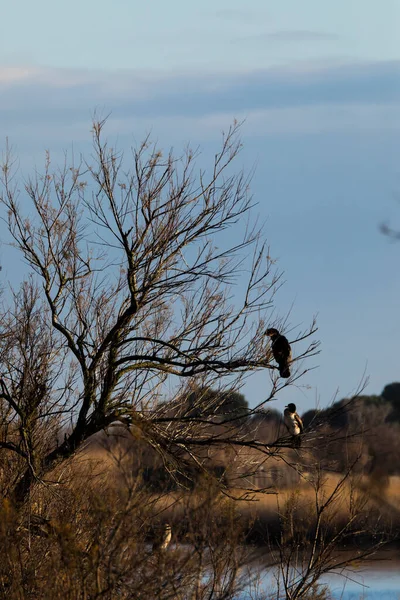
266;328;291;378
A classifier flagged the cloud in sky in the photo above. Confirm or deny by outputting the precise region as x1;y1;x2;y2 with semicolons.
0;58;399;167
266;30;340;42
1;58;398;174
214;8;261;22
237;30;341;44
127;61;400;118
1;60;399;124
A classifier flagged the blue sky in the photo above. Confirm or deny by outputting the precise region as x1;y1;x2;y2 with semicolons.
1;1;400;412
2;0;400;70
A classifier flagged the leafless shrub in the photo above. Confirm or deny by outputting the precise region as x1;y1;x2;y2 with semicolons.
269;455;388;600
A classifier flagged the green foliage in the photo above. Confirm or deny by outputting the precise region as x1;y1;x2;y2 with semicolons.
301;409;319;428
301;400;349;429
358;394;386;406
382;382;400;422
252;408;281;424
382;382;400;406
186;387;249;420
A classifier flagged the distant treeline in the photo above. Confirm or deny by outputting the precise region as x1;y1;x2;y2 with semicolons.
252;381;400;479
96;382;400;493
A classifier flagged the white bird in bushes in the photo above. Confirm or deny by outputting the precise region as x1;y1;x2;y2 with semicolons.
284;403;303;441
152;523;172;552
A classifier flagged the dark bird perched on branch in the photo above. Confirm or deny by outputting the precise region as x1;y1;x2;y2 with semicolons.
284;403;303;447
266;328;292;378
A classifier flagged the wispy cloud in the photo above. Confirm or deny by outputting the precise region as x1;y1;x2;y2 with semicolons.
242;30;341;43
1;60;399;118
214;9;259;22
0;60;399;158
0;66;41;85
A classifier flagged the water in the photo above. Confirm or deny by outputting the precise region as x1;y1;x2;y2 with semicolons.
241;557;400;600
323;562;400;600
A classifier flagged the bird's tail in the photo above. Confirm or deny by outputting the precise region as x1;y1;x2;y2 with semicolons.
279;362;290;378
293;435;301;448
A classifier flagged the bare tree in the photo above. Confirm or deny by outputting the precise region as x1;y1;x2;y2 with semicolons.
0;119;318;507
271;455;388;600
0;120;395;598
